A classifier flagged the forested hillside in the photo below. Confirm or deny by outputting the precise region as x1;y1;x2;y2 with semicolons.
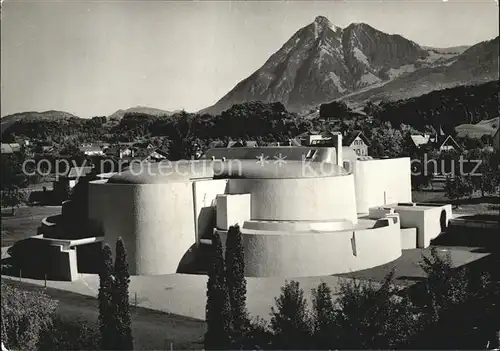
366;81;498;134
1;82;497;160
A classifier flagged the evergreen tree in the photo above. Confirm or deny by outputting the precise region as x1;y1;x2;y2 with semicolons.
98;244;116;350
113;238;134;350
205;233;231;350
225;225;248;344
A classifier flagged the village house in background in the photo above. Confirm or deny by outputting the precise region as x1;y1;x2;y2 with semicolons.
0;143;21;154
144;148;169;162
409;134;431;150
53;166;94;191
104;145;134;159
79;144;104;156
409;126;461;153
342;130;370;156
438;135;462;152
209;139;259;148
296;131;371;157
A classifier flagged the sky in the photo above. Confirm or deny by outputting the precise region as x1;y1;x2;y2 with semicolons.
1;0;498;118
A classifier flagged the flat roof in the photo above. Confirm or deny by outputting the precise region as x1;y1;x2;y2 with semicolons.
107;159;348;184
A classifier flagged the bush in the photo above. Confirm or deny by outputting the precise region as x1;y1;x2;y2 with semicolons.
241;317;273;350
38;317;99;350
311;282;337;349
270;280;313;349
419;247;469;321
334;271;420;349
1;282;58;350
444;175;473;203
404;247;498;349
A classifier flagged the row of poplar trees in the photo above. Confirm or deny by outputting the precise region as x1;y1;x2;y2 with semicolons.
205;225;248;350
98;238;134;350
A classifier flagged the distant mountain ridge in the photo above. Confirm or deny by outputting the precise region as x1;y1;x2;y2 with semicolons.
0;110;79;134
422;45;470;54
107;106;180;120
0;106;181;135
200;16;498;115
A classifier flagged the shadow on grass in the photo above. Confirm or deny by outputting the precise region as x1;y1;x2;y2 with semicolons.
1;256;72;282
413;194;500;207
1;211;16;217
430;231;500;251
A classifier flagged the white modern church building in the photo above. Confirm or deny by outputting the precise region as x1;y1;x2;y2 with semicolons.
32;133;451;280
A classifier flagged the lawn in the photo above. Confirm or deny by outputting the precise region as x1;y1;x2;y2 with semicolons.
2;279;205;350
412;190;499;216
1;206;61;247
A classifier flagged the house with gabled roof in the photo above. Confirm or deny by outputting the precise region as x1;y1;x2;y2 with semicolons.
438;135;461;152
342;130;371;157
79;144;104;156
145;149;169;162
227;140;258;148
409;134;431;149
105;145;134;159
53;165;94;192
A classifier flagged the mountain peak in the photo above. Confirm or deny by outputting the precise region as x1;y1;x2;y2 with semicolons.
314;15;331;26
313;15;340;32
200;20;496;116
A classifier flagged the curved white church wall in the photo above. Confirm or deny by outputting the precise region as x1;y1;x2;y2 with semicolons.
217;217;401;277
354;158;412;214
227;175;358;224
88;181;195;275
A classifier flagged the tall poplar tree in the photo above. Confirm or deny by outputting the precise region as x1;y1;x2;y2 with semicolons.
205;233;231;350
225;225;248;342
98;244;115;350
113;238;134;350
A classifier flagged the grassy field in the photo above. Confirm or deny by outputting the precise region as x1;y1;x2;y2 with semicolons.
1;206;61;247
412;190;499;216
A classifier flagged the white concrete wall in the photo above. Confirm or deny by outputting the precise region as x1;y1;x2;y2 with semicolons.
216;194;251;230
354;158;412;214
227;175;358;224
394;204;451;248
88;181;196;275
193;179;228;242
400;228;417;249
217;217;401;277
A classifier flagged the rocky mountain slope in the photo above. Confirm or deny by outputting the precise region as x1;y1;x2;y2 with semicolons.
200;16;498;115
343;36;499;106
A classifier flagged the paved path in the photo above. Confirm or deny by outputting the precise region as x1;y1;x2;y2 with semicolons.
3;273;349;322
2;246;489;323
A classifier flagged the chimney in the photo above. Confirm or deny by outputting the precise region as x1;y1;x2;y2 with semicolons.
331;132;342;166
